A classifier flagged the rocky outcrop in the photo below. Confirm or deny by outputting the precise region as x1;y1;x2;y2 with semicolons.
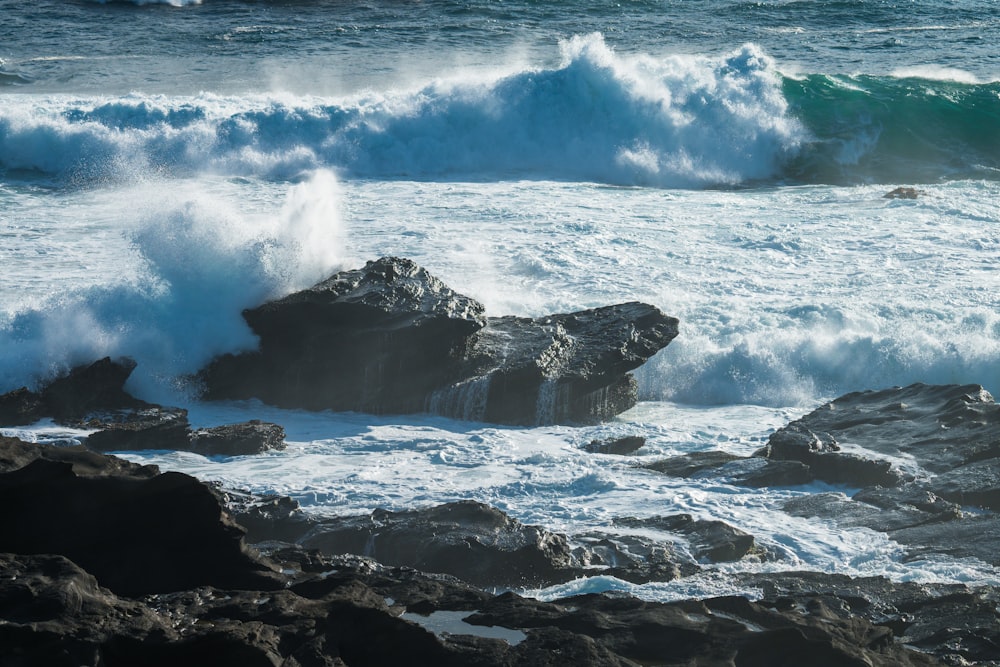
0;434;993;666
760;383;1000;494
199;257;678;425
638;384;1000;572
0;455;282;597
3;548;963;667
0;358;287;457
297;501;578;589
0;357;149;426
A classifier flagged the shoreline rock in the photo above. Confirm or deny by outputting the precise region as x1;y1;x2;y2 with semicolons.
0;418;996;664
199;257;679;425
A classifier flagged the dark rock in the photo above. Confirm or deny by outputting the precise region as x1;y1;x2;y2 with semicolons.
571;532;701;584
298;500;578;589
219;486;317;544
0;357;148;427
884;187;924;199
711;457;814;487
643;450;743;477
0;541;963;666
457;302;678;425
926;456;1000;511
0;457;282;597
0;386;45;426
761;421;904;487
614;514;758;563
762;383;1000;477
199;257;678;425
189;420;286;457
200;256;487;414
0;434;159;478
39;357;149;421
780;484;1000;566
728;571;1000;666
584;435;646;455
83;406;191;452
890;515;1000;566
783;491;956;533
644;450;813;487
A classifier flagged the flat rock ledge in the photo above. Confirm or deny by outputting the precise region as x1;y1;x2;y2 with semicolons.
0;435;980;667
0;357;286;457
198;256;679;425
643;382;1000;568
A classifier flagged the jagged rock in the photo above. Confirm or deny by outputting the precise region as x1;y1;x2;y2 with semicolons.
583;435;646;455
199;257;678;425
219;485;316;543
884;187;924;199
453;302;678;425
0;434;159;478
298;500;579;589
188;420;286;457
613;514;758;563
761;421;904;487
0;357;148;426
571;532;701;584
0;386;45;426
762;383;1000;477
0;456;282;597
200;256;487;414
0;438;968;666
83;406;192;452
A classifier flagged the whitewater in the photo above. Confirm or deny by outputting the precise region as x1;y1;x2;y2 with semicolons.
2;0;1000;602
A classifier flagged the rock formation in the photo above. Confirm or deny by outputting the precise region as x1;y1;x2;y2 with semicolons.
0;434;969;666
199;257;679;425
643;383;1000;569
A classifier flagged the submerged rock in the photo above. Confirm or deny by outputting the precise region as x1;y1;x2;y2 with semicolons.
583;435;646;455
884;186;924;199
199;257;678;425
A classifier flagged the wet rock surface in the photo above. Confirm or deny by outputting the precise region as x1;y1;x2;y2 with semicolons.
4;381;1000;664
0;358;287;457
0;427;997;665
199;257;679;425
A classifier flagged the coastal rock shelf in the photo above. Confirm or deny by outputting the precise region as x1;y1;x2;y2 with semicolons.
199;256;679;425
644;382;1000;568
0;434;986;667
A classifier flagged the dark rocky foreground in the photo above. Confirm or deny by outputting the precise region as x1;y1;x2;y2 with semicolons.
198;256;679;425
3;371;1000;664
0;433;989;667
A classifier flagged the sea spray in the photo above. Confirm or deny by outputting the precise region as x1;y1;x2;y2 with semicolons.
0;170;344;402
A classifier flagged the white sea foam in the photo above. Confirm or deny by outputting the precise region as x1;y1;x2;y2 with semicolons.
0;36;802;188
890;65;983;84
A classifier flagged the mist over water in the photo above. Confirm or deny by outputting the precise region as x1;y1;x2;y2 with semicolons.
0;171;344;402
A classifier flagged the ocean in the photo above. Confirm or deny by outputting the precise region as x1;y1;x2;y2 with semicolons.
2;0;999;601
